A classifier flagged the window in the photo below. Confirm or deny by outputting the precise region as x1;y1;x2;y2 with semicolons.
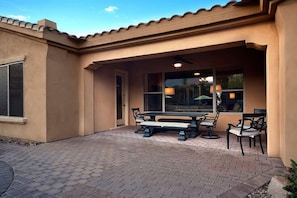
165;70;213;112
216;70;243;112
144;69;244;113
0;62;24;117
144;73;162;111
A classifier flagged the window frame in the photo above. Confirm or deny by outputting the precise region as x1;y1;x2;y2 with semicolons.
0;60;26;124
144;69;245;113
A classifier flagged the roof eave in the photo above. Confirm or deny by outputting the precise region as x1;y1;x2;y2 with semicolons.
78;0;284;54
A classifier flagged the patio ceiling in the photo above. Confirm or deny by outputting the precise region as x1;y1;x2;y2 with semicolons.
87;41;266;70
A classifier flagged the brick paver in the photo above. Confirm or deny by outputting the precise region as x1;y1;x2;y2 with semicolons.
0;161;13;196
0;127;288;197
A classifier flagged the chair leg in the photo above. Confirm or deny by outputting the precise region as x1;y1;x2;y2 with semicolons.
135;125;145;133
259;135;264;154
239;137;244;155
226;130;230;149
201;127;220;139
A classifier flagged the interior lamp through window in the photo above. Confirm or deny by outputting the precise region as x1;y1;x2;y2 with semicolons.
210;85;222;93
165;87;175;95
229;92;235;99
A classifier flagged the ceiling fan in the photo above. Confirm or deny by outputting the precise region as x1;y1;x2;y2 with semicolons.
173;56;193;68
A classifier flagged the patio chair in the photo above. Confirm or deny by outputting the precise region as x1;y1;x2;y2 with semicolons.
131;108;148;133
237;108;267;146
226;113;265;155
254;108;267;136
200;110;220;139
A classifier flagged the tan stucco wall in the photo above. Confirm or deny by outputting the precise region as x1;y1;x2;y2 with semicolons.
0;30;47;142
276;0;297;167
46;46;80;141
92;63;130;131
85;21;278;157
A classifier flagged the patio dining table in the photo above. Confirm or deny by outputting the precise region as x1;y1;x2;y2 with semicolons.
142;112;207;138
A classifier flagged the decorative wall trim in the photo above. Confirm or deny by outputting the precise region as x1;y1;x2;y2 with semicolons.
0;116;27;124
0;55;26;65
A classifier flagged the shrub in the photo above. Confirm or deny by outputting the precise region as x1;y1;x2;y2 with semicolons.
283;159;297;198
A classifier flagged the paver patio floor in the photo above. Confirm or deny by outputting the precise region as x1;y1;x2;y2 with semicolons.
0;127;287;198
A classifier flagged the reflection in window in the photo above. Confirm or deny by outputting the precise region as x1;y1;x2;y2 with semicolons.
216;71;243;112
144;69;244;113
144;94;162;111
144;73;162;111
165;70;213;112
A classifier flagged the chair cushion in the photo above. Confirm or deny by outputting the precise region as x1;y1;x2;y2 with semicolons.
229;127;260;137
200;121;214;127
136;118;145;123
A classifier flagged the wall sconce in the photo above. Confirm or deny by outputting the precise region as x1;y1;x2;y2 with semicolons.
229;93;235;99
165;87;175;95
210;85;222;93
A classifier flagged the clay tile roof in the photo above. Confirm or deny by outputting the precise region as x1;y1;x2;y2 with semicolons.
0;0;240;40
79;1;237;39
0;16;45;31
0;16;79;39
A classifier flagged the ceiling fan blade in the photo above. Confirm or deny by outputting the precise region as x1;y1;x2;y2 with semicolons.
174;56;193;64
181;58;193;64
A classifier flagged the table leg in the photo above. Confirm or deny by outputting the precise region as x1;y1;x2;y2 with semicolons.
143;127;152;137
178;131;187;141
188;117;200;138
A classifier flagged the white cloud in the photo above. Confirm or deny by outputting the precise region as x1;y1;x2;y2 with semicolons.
104;6;118;13
8;15;30;21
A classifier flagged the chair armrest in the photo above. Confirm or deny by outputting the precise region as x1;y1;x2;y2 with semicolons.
136;114;145;119
227;123;239;130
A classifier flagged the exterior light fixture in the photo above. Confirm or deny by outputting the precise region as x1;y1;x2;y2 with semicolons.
194;72;200;76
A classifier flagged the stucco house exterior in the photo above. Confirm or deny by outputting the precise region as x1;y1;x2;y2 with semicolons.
0;0;296;167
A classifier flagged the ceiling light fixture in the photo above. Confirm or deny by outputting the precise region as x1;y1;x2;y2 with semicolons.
173;62;182;68
172;56;193;68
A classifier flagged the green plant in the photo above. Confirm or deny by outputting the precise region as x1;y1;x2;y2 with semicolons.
284;159;297;198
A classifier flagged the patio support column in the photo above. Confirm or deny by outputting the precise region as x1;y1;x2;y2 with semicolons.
275;0;297;167
78;68;94;136
265;36;280;158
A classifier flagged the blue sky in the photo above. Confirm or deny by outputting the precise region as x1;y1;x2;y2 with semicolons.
0;0;233;36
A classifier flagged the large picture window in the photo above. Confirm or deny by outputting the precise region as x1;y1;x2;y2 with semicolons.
0;62;24;117
165;70;213;112
144;68;244;113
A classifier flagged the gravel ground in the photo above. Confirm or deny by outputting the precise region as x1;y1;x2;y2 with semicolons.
247;182;272;198
0;136;42;146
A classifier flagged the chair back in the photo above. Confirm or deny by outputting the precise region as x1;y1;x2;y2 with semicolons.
212;111;220;128
201;110;220;127
131;108;141;120
254;108;266;116
241;113;265;133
